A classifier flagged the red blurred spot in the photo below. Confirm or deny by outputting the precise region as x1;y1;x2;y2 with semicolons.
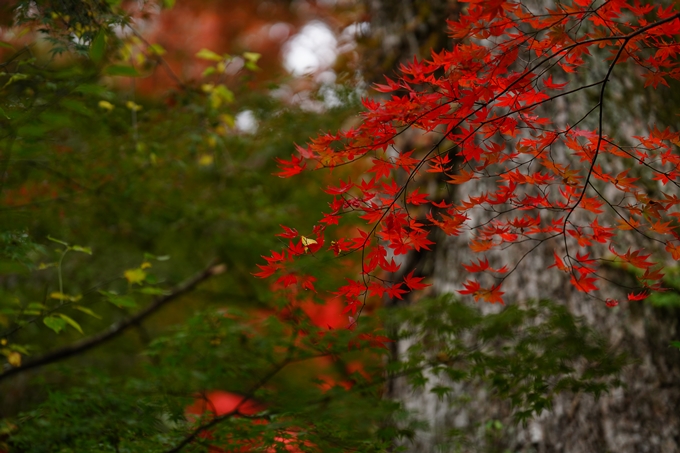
300;298;346;330
186;391;265;452
186;391;264;417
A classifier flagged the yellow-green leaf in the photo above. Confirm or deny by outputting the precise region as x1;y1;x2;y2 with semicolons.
196;48;223;62
73;306;102;319
50;292;82;302
149;43;166;55
47;236;69;246
7;351;21;367
98;100;115;111
243;52;261;63
214;85;234;103
2;73;28;89
243;52;261;71
70;245;93;255
139;287;170;296
58;313;83;334
110;295;137;308
44;316;67;333
124;268;147;285
198;154;214;166
125;101;142;112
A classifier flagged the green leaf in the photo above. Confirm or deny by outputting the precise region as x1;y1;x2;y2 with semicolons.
73;306;102;319
90;30;106;64
0;41;14;50
38;111;72;129
50;292;82;302
2;73;28;89
143;253;170;261
671;341;680;350
43;316;67;334
17;123;49;138
245;62;260;71
0;261;28;274
74;84;112;98
58;313;83;334
47;236;69;247
196;48;223;62
104;65;140;77
138;287;170;296
111;295;137;308
9;344;29;355
70;245;93;255
100;291;137;308
243;52;261;71
60;99;92;117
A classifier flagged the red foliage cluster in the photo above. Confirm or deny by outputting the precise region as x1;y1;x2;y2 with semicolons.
185;298;374;452
260;0;680;311
186;391;310;452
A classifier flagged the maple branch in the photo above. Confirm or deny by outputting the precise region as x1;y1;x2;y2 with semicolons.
558;13;680;282
267;5;680;309
496;232;561;285
601;137;680;191
359;28;623;249
586;182;664;246
0;260;222;382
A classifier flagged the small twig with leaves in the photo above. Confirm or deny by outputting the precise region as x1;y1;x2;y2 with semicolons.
0;259;223;382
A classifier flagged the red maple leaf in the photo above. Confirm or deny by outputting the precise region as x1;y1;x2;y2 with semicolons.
628;291;650;301
274;154;306;178
403;270;429;291
385;283;408;300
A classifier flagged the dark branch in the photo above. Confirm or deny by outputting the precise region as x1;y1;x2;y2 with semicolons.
0;260;222;382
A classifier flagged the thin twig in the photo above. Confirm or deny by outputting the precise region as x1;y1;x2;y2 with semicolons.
0;259;222;382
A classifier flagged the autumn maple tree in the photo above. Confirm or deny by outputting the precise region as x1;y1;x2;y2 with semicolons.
261;0;680;312
2;0;671;451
